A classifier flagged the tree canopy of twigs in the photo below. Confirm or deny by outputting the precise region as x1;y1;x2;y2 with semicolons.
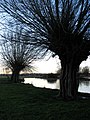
1;25;38;83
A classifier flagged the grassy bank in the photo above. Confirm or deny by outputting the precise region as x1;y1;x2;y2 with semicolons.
0;83;90;120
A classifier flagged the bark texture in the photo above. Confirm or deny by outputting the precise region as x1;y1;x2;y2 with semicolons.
60;57;79;99
11;70;20;83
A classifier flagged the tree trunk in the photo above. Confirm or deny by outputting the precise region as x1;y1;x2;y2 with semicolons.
59;58;79;100
11;70;20;83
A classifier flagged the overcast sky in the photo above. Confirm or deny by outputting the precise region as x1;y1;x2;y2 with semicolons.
0;53;90;74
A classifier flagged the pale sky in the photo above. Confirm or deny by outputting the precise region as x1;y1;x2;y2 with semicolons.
33;56;61;73
33;56;90;73
0;54;90;74
80;56;90;68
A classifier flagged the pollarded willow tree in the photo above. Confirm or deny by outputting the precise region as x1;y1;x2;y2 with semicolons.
1;26;38;83
0;0;90;99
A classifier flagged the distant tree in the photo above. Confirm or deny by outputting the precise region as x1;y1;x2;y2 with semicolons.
56;68;62;74
1;26;37;83
4;67;11;74
82;66;89;75
0;0;90;99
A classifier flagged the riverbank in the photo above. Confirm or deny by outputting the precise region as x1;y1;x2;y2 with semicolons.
0;73;90;81
0;83;90;120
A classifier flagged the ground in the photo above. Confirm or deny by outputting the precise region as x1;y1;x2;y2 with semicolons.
0;83;90;120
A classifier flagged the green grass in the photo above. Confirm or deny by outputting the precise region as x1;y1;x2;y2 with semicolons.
0;76;11;84
0;83;90;120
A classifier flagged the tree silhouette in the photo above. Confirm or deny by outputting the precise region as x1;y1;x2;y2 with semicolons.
0;0;90;99
82;66;89;75
1;26;37;83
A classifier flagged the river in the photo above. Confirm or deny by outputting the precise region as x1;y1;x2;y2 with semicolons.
24;78;90;93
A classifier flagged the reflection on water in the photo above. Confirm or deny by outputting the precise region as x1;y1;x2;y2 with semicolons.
24;78;60;89
24;78;90;93
78;80;90;93
79;80;90;86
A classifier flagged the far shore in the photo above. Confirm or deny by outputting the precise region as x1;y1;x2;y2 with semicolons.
0;73;90;81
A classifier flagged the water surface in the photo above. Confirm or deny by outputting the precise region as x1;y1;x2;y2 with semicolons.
24;78;90;93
